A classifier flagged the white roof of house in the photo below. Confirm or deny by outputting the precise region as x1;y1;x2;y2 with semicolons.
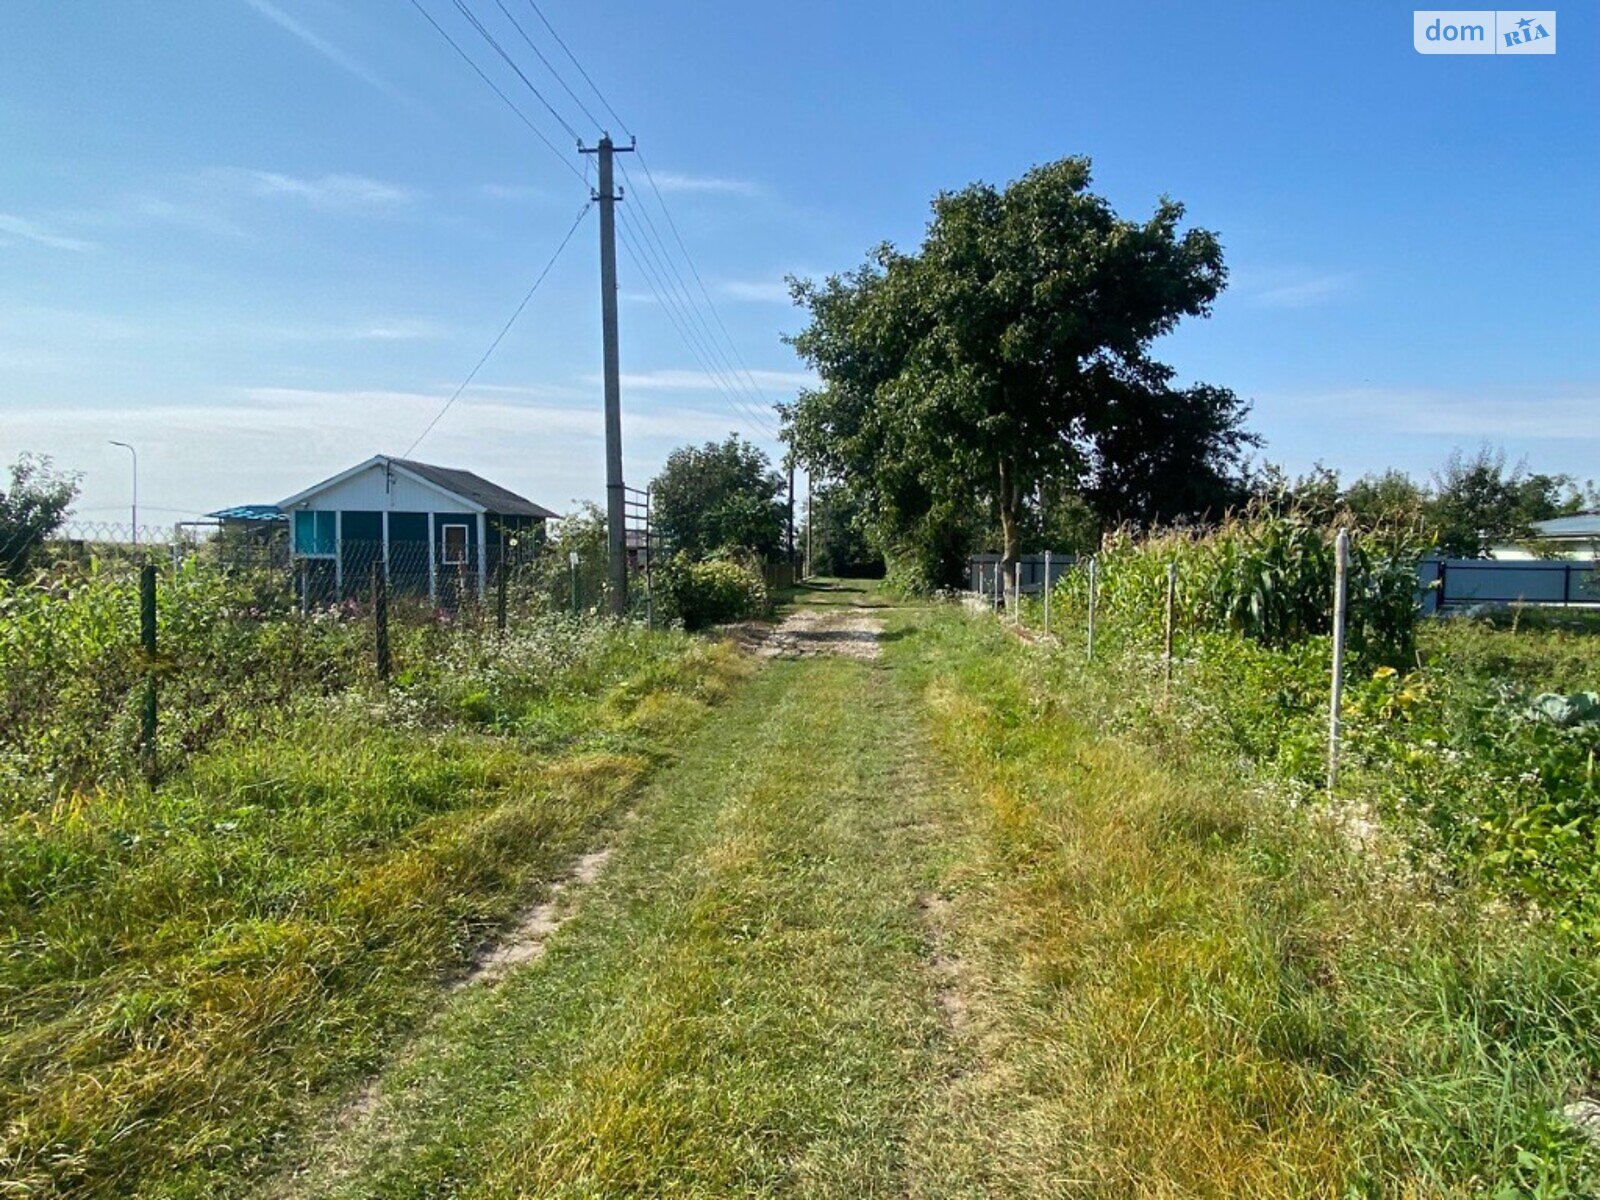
277;454;557;518
1530;512;1600;540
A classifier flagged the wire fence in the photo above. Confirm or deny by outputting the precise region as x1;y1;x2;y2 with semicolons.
977;544;1355;794
1;526;667;794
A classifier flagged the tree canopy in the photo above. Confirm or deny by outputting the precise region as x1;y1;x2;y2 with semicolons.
650;435;787;561
785;157;1255;589
1254;451;1594;555
1428;447;1588;557
1;455;78;579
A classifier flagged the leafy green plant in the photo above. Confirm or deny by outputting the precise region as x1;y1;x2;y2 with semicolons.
1056;508;1423;666
654;553;769;629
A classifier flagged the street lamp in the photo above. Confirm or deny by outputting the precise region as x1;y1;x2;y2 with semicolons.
108;441;138;547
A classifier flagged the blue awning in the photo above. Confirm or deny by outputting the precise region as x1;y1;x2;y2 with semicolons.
207;504;286;522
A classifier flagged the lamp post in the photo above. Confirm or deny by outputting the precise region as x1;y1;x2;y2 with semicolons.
108;441;138;546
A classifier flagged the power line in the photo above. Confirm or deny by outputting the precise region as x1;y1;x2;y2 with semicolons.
447;0;583;143
616;210;778;438
405;199;593;456
405;0;585;184
631;151;783;419
410;0;782;444
491;0;604;134
618;159;773;422
615;216;777;439
615;211;778;439
498;3;784;433
522;0;633;138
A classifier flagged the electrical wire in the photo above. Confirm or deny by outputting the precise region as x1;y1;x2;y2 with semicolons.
490;0;604;133
631;151;782;416
618;159;773;421
409;0;783;443
616;220;779;440
498;3;784;433
615;212;779;438
447;0;583;142
405;0;585;184
522;0;633;139
405;199;593;456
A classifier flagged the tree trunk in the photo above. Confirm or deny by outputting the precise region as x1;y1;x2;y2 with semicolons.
997;457;1020;597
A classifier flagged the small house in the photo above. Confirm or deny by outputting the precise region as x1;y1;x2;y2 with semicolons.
278;455;557;602
1526;512;1600;560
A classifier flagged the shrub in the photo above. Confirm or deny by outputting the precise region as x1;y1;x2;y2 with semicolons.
655;554;768;630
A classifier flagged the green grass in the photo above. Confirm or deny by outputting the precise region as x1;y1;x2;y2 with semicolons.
15;575;1600;1197
275;643;955;1199
894;604;1600;1197
0;619;744;1198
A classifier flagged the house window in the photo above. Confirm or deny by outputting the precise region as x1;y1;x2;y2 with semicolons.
293;510;336;556
441;523;470;566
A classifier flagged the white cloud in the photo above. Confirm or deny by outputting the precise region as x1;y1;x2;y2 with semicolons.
350;320;448;341
646;171;762;197
718;279;793;304
0;213;97;253
241;0;418;110
1231;267;1357;309
615;368;816;393
137;197;248;238
230;170;416;208
479;183;552;202
1258;385;1600;441
2;386;773;519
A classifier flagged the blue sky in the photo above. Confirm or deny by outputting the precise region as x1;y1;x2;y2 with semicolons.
2;1;1594;528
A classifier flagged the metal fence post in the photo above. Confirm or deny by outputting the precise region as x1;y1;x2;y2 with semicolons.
373;561;391;682
139;564;157;783
1087;555;1098;662
1163;561;1177;697
570;550;580;618
1328;527;1350;794
1043;550;1052;635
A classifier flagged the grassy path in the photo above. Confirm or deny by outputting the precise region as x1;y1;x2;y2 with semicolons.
268;584;1600;1197
276;593;963;1198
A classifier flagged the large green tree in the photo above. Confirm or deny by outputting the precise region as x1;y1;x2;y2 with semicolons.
785;157;1252;590
651;435;786;561
1;454;79;579
1428;446;1587;557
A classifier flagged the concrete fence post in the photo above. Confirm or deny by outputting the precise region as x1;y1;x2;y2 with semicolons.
1043;550;1052;635
1328;527;1350;794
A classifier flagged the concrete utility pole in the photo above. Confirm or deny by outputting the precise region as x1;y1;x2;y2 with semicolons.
581;133;634;617
786;455;796;561
804;470;813;579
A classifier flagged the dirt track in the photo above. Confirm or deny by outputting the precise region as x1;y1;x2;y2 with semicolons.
729;606;885;660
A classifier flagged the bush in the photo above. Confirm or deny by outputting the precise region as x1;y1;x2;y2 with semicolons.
655;554;768;629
